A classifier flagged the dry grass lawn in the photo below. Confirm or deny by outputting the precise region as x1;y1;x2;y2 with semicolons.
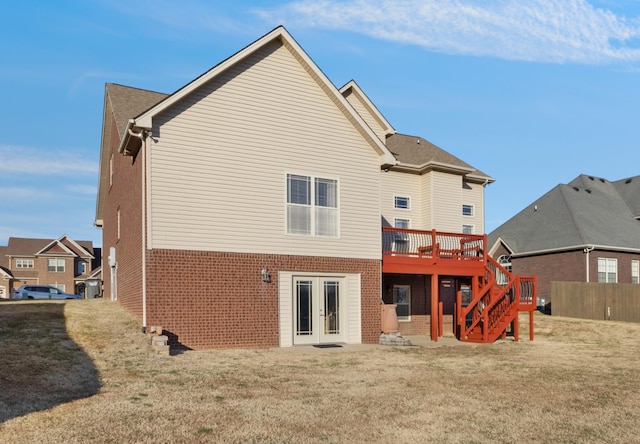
1;299;639;443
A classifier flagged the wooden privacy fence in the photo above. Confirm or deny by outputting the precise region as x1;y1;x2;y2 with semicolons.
551;281;640;322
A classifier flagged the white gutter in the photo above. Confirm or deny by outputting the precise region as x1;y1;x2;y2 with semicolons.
512;244;640;258
583;246;594;282
126;124;149;329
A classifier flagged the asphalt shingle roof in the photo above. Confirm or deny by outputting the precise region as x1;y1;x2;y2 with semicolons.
489;174;640;254
386;133;493;181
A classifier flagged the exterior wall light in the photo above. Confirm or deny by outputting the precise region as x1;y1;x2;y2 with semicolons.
261;268;271;283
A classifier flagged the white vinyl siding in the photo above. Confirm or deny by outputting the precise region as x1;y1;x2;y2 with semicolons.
342;89;389;142
430;171;463;232
462;180;485;234
380;171;422;229
147;39;382;259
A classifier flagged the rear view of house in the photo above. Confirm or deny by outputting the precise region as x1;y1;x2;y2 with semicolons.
96;26;535;349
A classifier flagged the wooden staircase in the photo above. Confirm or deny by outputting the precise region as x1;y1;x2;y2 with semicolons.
455;255;537;343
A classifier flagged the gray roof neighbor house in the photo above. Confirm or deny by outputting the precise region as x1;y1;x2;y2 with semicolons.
489;174;640;256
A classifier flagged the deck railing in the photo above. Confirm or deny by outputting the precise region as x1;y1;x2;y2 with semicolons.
382;227;486;262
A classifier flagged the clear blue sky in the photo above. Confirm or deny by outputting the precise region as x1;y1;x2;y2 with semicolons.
2;0;640;248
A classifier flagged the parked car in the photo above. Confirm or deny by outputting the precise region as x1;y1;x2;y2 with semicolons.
12;285;81;300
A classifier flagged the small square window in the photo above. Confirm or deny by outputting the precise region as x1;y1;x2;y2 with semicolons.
394;196;410;209
462;205;474;216
462;225;474;234
394;219;410;229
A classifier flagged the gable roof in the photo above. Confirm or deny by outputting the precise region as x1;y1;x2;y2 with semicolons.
95;84;168;226
339;80;396;140
488;174;640;255
4;236;94;259
385;133;494;182
119;26;397;169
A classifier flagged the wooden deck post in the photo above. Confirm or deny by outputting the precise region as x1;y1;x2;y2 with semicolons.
431;274;439;342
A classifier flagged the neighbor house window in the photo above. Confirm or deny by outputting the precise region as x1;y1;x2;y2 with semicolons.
462;225;474;234
597;258;617;283
394;196;410;209
394;218;410;229
109;153;114;187
50;284;65;292
497;255;512;285
462;204;474;216
393;285;411;321
632;260;639;284
16;259;34;268
48;259;65;273
287;174;338;237
77;261;86;275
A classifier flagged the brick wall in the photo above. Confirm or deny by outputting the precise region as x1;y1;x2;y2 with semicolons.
102;115;144;317
144;249;381;350
382;274;432;335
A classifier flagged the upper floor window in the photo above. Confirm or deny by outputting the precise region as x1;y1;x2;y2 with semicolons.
632;260;639;284
16;259;34;268
394;196;410;209
48;259;65;273
462;204;474;216
597;258;617;283
394;219;410;229
77;261;87;275
462;225;474;234
287;174;338;237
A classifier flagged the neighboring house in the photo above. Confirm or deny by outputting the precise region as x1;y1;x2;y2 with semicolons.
96;26;535;350
488;174;640;308
0;235;102;299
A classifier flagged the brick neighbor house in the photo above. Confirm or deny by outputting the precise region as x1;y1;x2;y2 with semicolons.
0;235;101;299
96;26;536;350
488;174;640;309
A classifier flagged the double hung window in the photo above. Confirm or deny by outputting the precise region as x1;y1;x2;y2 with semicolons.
48;259;65;273
597;258;617;283
287;174;338;237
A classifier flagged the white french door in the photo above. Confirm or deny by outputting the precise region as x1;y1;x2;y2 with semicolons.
293;276;344;345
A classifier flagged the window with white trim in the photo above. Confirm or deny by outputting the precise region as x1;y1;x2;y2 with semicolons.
48;259;65;273
462;225;474;234
77;261;86;275
394;196;410;209
50;284;65;292
632;260;639;284
109;153;114;187
597;258;617;283
394;218;410;229
287;174;338;237
462;204;474;216
393;285;411;321
16;259;34;268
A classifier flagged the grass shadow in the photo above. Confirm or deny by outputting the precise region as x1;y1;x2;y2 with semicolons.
0;301;101;423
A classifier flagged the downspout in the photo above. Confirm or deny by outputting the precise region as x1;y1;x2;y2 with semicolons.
584;246;594;282
129;127;148;330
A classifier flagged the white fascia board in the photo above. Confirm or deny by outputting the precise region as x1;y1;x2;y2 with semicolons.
132;27;397;168
339;80;396;136
133;27;289;129
488;237;514;257
393;160;474;175
511;244;640;258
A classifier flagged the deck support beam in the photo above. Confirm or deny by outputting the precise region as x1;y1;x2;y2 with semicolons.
431;274;439;342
